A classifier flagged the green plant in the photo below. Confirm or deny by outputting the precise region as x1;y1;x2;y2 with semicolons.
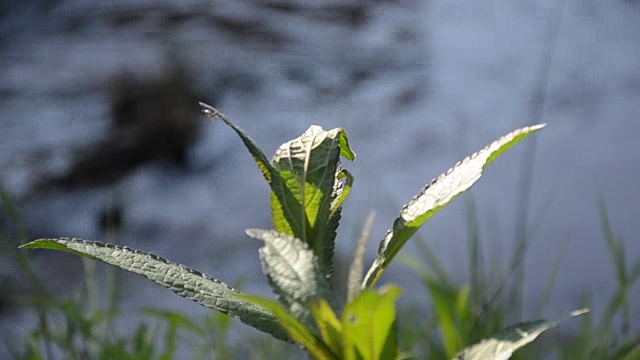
1;181;297;359
1;187;139;359
399;193;640;359
559;199;640;360
20;102;586;359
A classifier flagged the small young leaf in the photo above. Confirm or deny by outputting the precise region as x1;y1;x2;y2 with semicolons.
20;238;289;341
425;278;467;358
313;167;355;281
454;309;589;360
342;285;402;360
240;294;338;360
363;124;545;289
310;299;344;355
247;229;334;328
337;128;356;161
330;169;354;217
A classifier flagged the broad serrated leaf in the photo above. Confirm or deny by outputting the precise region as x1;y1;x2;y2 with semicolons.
240;294;338;360
454;309;589;360
363;124;545;289
200;102;275;183
247;229;333;329
342;285;402;360
200;103;355;279
20;238;289;341
270;125;355;278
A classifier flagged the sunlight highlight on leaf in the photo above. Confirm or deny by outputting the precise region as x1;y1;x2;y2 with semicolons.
363;124;546;289
246;229;333;328
20;238;289;341
454;309;588;360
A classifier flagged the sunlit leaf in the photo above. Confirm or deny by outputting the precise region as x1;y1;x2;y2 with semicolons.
454;309;589;360
246;229;333;328
270;125;355;278
363;124;545;288
202;102;355;280
310;299;343;355
20;238;289;341
331;169;354;217
240;294;338;360
342;286;402;360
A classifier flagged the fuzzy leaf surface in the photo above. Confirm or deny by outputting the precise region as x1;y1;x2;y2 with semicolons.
247;229;333;328
270;126;355;277
200;103;355;279
454;309;588;360
20;238;288;341
363;124;545;288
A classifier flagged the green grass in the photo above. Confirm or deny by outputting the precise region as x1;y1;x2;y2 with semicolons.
1;183;302;360
396;196;640;360
2;173;638;359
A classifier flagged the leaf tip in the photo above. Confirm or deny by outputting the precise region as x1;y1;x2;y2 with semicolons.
245;228;264;239
19;239;44;249
571;308;590;317
199;102;219;121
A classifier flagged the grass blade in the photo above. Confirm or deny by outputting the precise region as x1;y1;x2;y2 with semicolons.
347;211;376;304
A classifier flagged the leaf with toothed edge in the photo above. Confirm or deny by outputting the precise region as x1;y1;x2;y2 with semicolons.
20;238;289;341
362;124;546;289
269;125;355;279
455;309;589;360
318;166;354;278
246;229;333;330
199;102;355;280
